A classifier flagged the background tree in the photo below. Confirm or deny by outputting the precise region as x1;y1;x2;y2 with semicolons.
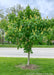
6;4;23;16
0;9;4;19
50;18;54;41
46;18;54;45
0;9;5;44
0;4;23;44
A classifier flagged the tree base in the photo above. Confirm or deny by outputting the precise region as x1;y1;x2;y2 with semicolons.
15;64;39;70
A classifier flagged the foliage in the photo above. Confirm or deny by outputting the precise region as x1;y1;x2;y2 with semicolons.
0;19;8;30
5;6;54;53
5;6;42;52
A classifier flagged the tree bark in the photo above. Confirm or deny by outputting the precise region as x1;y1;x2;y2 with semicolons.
27;51;30;66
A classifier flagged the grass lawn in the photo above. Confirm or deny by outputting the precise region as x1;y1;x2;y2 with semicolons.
0;44;54;48
0;57;54;75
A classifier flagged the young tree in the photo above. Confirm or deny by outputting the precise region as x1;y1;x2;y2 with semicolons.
5;6;53;65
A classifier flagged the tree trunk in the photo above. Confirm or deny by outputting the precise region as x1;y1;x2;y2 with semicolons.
27;51;30;66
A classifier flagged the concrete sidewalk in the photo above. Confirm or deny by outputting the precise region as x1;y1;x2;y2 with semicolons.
0;48;54;58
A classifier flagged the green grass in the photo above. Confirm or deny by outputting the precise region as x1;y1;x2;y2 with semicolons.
0;44;17;47
0;57;54;75
33;45;54;48
0;44;54;48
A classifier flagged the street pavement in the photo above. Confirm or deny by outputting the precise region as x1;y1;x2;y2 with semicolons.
0;48;54;58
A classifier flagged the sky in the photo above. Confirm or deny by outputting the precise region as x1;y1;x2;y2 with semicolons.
0;0;54;18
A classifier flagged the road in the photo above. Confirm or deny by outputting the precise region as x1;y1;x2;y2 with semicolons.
0;48;54;58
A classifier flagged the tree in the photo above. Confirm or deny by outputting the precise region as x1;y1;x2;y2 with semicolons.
5;6;53;65
0;9;4;19
0;18;8;44
0;9;5;44
45;18;54;45
0;28;4;44
50;18;54;41
6;4;23;16
0;4;23;44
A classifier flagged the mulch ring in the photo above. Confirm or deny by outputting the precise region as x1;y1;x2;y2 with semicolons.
15;64;39;70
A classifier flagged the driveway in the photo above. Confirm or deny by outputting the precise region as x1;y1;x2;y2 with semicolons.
0;48;54;58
